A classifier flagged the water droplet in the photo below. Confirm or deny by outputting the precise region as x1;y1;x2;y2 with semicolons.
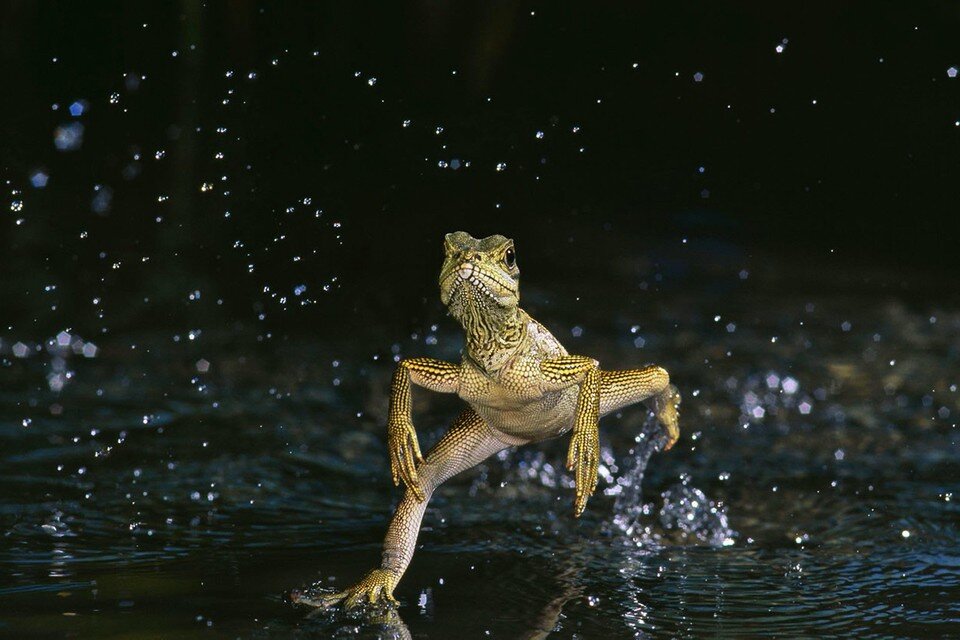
30;170;49;188
91;185;114;214
54;122;85;151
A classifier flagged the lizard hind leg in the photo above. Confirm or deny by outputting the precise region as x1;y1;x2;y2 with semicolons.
380;408;511;584
295;408;511;610
599;366;681;450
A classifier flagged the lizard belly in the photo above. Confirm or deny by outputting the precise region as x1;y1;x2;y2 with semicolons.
466;387;578;443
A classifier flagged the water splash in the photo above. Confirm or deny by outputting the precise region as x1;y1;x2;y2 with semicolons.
659;482;736;547
608;416;736;547
608;420;664;538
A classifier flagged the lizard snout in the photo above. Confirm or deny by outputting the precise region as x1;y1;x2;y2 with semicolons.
458;263;474;280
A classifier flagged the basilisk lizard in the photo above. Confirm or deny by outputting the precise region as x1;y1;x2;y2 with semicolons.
293;231;681;608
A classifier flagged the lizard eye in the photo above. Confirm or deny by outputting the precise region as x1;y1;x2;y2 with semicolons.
503;247;516;269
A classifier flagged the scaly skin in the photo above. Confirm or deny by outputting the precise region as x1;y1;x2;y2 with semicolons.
293;231;681;609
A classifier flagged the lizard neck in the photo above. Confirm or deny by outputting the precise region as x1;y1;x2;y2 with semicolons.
461;306;526;373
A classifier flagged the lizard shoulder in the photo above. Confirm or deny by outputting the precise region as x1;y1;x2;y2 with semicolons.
519;312;568;361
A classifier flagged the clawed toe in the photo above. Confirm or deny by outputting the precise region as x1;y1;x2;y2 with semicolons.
290;588;348;609
654;384;681;450
293;569;399;612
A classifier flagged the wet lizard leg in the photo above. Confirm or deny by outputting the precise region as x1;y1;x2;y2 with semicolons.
598;366;681;449
539;358;681;515
305;408;510;608
387;358;462;500
540;356;602;516
382;408;509;581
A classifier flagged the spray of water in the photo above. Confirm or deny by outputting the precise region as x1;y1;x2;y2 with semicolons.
608;415;736;548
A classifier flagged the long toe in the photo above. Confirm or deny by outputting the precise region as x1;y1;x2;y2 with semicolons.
319;591;350;609
290;589;347;609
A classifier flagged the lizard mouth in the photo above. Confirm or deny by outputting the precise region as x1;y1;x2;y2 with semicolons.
440;261;517;309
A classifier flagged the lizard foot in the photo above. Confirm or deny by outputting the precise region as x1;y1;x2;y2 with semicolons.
291;569;399;610
652;384;681;450
388;418;426;502
566;423;600;517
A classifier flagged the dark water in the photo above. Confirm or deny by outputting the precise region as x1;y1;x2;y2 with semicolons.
3;256;959;638
2;3;960;639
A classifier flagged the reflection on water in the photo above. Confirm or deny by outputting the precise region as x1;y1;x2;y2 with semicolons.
1;261;958;638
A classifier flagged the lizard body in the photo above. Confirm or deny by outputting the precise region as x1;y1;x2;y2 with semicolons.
294;231;681;609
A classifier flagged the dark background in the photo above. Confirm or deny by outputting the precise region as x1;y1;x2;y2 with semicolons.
2;1;958;340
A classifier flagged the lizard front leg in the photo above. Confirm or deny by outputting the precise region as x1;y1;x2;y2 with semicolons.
387;358;461;501
599;366;681;450
540;356;601;517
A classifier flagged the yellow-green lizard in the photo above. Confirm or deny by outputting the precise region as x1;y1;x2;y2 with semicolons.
293;231;680;608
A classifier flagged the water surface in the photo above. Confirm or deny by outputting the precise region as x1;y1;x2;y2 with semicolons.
2;254;958;638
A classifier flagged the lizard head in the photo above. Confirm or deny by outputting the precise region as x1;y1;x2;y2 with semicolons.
439;231;520;321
